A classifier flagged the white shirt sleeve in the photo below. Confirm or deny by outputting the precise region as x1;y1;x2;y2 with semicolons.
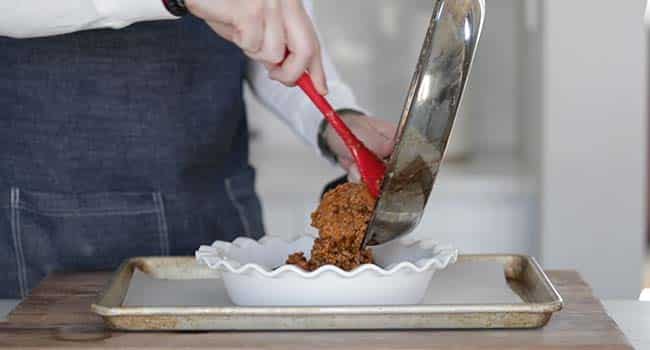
0;0;177;38
246;0;365;151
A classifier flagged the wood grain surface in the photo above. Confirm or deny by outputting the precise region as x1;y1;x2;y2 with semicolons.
0;270;632;349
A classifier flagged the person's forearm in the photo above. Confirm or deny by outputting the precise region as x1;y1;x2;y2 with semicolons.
247;0;365;151
0;0;176;38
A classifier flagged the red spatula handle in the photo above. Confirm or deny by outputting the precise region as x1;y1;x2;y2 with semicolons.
295;74;361;150
277;50;384;196
294;73;385;197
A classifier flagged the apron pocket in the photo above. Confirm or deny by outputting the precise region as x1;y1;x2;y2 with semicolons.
12;188;168;294
224;166;265;239
0;191;21;298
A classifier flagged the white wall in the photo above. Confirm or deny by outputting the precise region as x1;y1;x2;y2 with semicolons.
312;0;522;155
538;0;647;298
468;0;521;153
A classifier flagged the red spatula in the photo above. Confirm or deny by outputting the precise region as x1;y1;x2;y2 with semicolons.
294;73;386;197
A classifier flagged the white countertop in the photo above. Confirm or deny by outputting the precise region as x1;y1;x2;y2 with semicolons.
0;299;647;348
602;300;650;349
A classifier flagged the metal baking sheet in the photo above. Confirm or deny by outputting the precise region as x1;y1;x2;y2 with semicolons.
92;255;563;330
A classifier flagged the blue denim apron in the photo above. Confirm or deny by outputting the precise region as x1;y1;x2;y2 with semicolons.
0;17;265;298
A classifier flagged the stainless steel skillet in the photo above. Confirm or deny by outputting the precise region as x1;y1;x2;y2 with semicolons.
364;0;485;246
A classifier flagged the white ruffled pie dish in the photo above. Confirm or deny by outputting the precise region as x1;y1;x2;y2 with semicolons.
195;235;457;306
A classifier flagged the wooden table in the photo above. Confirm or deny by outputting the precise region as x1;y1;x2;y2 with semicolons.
0;270;633;349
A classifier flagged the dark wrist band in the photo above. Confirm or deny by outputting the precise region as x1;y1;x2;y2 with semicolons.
317;109;365;164
162;0;188;16
317;119;337;164
336;108;364;118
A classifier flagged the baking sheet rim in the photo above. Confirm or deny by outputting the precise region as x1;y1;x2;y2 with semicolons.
92;254;563;317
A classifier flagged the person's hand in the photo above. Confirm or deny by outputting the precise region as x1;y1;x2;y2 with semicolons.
323;112;396;182
186;0;327;94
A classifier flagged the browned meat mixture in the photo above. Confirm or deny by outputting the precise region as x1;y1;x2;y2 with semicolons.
286;182;376;271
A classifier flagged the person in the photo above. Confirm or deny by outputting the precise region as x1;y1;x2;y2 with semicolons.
0;0;396;298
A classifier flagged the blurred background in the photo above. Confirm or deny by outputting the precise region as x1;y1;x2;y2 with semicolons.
247;0;648;299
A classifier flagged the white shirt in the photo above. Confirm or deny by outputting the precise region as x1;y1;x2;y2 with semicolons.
0;0;362;150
